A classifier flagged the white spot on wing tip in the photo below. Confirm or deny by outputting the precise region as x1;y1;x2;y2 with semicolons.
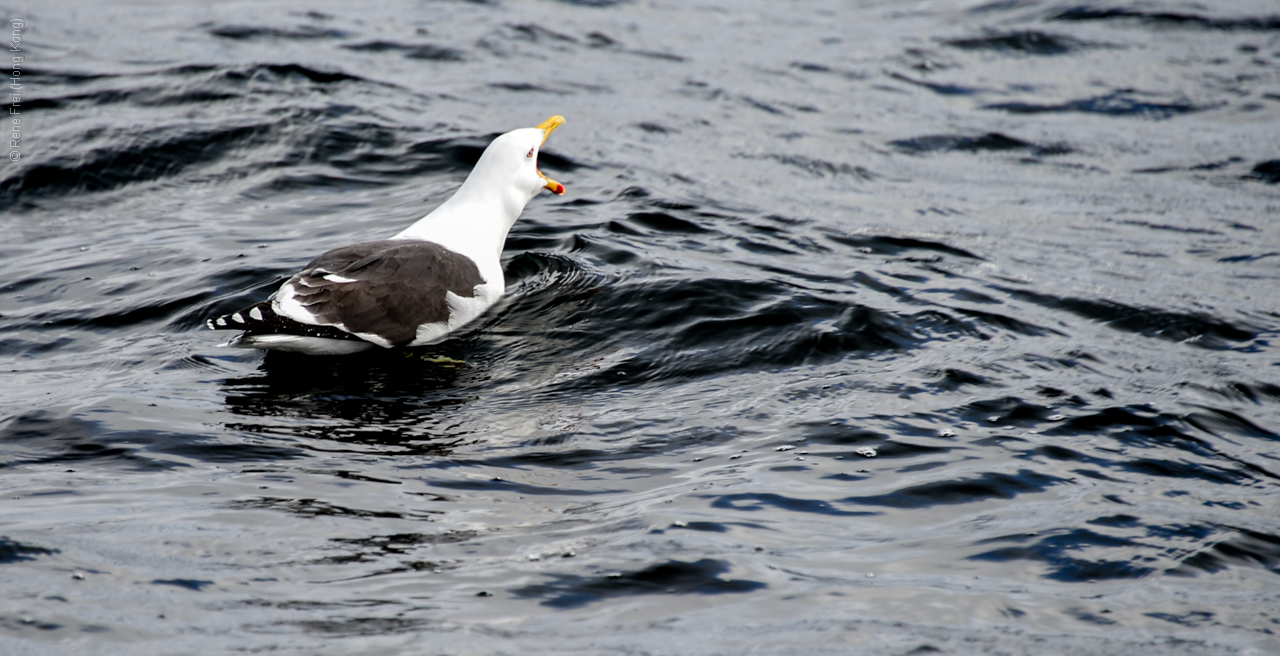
231;313;246;324
249;307;264;321
215;317;228;327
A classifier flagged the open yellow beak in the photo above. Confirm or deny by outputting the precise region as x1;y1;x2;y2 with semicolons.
535;115;566;195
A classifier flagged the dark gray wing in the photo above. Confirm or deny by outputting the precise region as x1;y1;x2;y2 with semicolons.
208;239;485;348
280;240;486;346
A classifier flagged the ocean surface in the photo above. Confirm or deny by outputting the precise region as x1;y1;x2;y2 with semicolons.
3;0;1280;653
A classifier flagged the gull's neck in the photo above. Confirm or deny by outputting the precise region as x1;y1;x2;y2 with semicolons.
392;175;528;264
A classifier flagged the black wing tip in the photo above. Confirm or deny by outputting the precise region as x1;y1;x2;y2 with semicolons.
205;300;370;344
206;301;269;331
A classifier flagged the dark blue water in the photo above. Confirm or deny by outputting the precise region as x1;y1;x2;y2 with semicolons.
3;1;1280;653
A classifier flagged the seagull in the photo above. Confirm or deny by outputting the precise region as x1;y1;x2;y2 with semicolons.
206;115;567;356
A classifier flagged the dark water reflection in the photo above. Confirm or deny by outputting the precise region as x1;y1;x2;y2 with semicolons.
3;0;1280;653
223;349;476;454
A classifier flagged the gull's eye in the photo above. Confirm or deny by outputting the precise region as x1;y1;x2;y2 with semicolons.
526;147;535;159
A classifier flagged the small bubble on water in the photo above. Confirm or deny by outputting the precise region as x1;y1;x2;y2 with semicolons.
1048;414;1065;421
72;572;85;580
672;520;687;527
562;550;576;558
476;591;493;597
775;445;795;452
865;573;875;578
855;447;877;458
938;429;956;437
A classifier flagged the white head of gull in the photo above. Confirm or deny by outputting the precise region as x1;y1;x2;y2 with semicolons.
207;115;567;356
